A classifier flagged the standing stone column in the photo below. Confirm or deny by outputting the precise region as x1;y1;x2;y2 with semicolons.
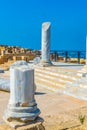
3;61;42;129
86;36;87;65
77;36;87;77
40;22;52;66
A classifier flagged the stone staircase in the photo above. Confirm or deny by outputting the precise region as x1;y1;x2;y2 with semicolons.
63;65;87;100
77;65;87;77
35;66;81;91
34;65;87;100
63;77;87;100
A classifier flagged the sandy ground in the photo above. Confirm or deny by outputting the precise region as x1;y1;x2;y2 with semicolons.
1;85;87;129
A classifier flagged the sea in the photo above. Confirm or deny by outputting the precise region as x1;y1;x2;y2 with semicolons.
51;51;86;59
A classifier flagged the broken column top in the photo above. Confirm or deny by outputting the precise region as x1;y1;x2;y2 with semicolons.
42;22;51;31
11;60;28;67
10;60;34;71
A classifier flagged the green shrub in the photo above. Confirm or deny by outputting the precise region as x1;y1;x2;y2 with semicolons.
78;114;85;124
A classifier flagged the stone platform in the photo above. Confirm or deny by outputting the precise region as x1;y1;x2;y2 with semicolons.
35;62;87;100
0;62;87;100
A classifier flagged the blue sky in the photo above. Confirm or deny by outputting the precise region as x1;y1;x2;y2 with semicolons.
0;0;87;50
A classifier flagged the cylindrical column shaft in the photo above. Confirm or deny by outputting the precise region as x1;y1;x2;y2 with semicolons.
41;22;52;66
86;36;87;65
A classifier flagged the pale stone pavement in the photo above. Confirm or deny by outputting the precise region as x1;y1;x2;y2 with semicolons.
1;85;87;129
0;62;87;129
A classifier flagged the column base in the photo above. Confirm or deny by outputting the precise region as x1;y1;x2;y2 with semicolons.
3;105;41;128
39;60;52;67
2;117;44;130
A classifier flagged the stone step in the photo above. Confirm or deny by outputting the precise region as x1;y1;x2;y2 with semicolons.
35;72;73;84
35;81;64;93
35;68;80;81
35;66;79;74
35;67;81;92
35;78;65;90
77;65;87;77
35;66;80;74
65;80;87;90
35;66;87;100
63;86;87;101
62;77;87;100
35;74;87;100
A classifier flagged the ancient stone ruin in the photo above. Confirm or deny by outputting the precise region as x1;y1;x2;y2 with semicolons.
3;61;44;129
40;22;52;66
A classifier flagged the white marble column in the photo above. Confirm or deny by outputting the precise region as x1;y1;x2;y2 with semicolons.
86;36;87;65
77;36;87;77
40;22;52;66
3;61;40;127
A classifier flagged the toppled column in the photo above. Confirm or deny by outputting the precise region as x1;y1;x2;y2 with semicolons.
3;61;44;129
40;22;52;66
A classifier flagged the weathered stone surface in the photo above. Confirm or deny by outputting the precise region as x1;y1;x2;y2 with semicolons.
0;122;45;130
40;22;52;66
0;78;10;92
3;61;40;127
11;60;28;67
2;117;44;130
33;57;40;65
